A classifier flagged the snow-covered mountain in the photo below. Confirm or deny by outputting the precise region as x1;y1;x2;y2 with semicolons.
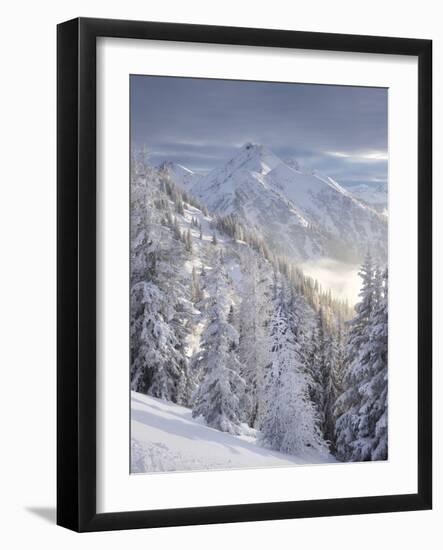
170;143;387;262
344;182;387;214
158;160;202;190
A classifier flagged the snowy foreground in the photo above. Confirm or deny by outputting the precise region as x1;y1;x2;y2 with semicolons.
131;391;336;474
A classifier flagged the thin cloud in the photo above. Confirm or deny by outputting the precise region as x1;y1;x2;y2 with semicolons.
327;150;388;162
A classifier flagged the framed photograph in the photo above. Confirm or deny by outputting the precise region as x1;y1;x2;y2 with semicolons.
57;17;432;532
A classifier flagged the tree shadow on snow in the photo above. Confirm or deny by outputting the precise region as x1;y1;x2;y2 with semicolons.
131;401;308;462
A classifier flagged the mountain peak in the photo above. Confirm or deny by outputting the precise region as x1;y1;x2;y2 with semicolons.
241;141;262;152
188;143;387;262
239;142;272;158
227;143;281;175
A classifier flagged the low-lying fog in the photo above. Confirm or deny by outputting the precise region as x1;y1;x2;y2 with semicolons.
300;258;361;307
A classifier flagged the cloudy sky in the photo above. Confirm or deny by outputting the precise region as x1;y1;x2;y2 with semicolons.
131;75;387;188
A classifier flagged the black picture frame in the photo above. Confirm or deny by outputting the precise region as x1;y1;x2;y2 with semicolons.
57;17;432;532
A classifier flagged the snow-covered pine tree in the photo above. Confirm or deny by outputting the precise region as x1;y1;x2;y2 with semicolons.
185;228;193;252
302;307;337;440
322;318;347;453
130;281;187;401
304;309;328;431
172;217;181;241
365;267;388;460
175;196;185;215
332;317;347;396
334;255;388;461
130;162;191;405
227;305;236;332
322;327;340;449
192;251;246;434
260;278;327;456
334;254;374;460
238;253;271;428
190;266;203;304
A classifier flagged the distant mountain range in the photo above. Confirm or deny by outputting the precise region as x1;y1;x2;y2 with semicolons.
342;181;387;214
159;143;387;262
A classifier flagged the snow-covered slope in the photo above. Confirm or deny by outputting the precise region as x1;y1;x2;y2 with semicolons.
131;391;335;473
159;160;202;191
189;143;387;262
344;182;388;214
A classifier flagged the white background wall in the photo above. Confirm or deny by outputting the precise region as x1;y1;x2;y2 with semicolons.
0;1;440;547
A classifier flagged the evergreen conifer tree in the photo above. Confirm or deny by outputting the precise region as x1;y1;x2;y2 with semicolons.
334;255;388;461
192;253;246;434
